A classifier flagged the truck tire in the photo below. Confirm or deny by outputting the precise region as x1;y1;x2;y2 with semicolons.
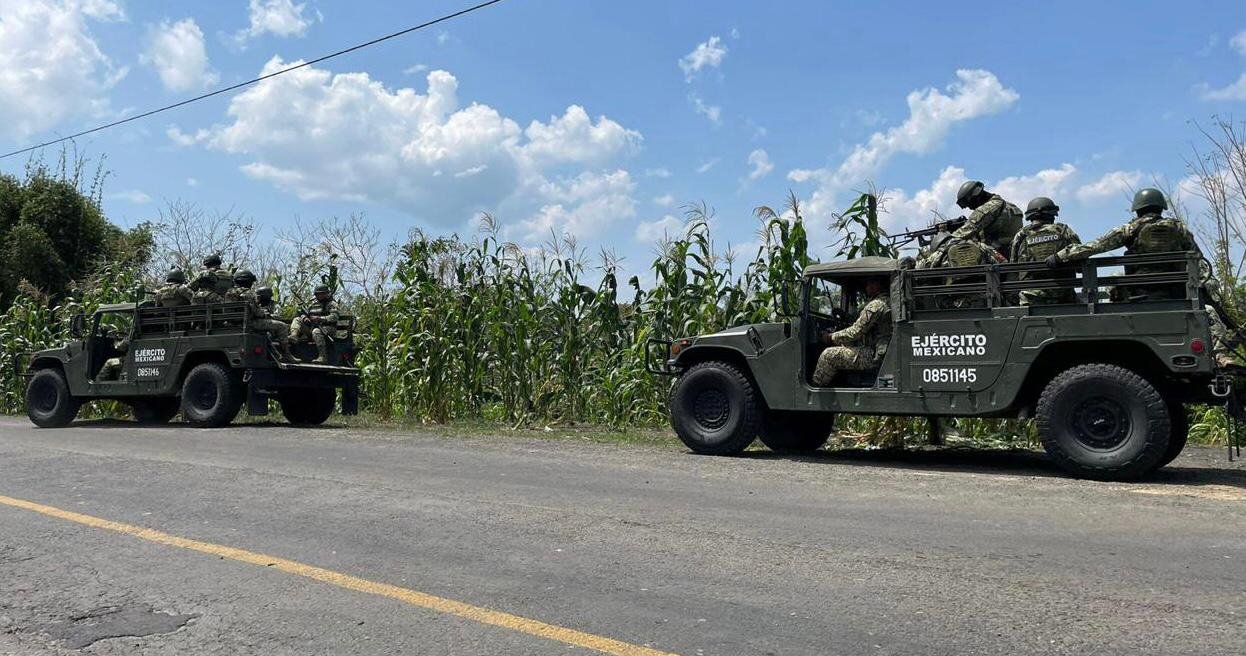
669;360;763;455
760;411;834;453
25;369;80;428
130;398;180;424
1036;364;1170;480
279;388;336;426
180;363;243;427
1157;401;1189;468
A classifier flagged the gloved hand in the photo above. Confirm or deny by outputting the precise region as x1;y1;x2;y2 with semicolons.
1044;254;1061;268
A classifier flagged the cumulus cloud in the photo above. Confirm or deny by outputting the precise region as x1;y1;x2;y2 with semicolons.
689;93;722;124
992;163;1078;206
0;0;127;139
788;69;1019;224
235;0;315;43
109;189;152;204
1076;169;1144;202
142;18;217;92
1232;29;1246;55
746;148;774;182
679;35;727;81
1202;74;1246;101
635;214;684;243
178;58;640;237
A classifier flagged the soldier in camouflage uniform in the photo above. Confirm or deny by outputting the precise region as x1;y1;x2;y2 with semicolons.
1010;197;1081;305
1046;188;1197;301
290;284;341;364
916;234;999;308
812;277;891;386
227;270;294;361
155;269;193;307
97;333;130;381
951;180;1024;256
190;254;234;304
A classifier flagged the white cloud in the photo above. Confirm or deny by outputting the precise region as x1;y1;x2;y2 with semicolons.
186;177;199;187
109;189;152;204
690;93;722;124
635;214;684;242
1202;74;1246;101
679;35;727;82
520;170;636;240
696;158;719;174
0;0;127;140
879;166;968;232
184;58;640;236
167;126;210;146
789;69;1019;224
730;28;740;40
1232;30;1246;55
653;194;675;206
991;163;1078;206
746;148;774;181
404;63;429;75
142;18;217;92
235;0;315;43
644;167;672;178
1076;169;1143;202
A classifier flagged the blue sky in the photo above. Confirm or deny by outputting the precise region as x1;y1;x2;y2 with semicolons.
2;0;1245;281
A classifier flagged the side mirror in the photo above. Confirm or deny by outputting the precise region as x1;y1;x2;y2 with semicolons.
69;313;85;339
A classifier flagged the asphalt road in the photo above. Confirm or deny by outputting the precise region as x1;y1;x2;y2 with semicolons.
2;417;1245;656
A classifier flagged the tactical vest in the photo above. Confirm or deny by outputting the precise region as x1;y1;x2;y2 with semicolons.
309;301;336;317
212;270;234;294
1131;215;1193;254
1019;224;1073;261
984;199;1023;253
156;284;190;307
947;241;991;267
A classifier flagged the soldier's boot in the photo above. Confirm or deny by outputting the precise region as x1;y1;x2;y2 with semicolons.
312;329;329;364
276;338;296;362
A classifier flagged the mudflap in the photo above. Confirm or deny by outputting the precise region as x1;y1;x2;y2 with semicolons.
247;383;269;416
341;380;359;416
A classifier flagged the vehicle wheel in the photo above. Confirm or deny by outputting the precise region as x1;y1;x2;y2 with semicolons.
760;411;834;453
25;369;80;428
180;363;242;427
130;398;180;424
669;360;763;455
279;387;336;426
1157;400;1189;469
1036;364;1170;481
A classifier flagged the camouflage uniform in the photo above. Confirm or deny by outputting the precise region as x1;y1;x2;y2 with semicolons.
291;297;341;364
97;336;130;381
951;194;1024;254
915;236;998;308
227;274;293;358
1010;222;1080;305
1052;212;1196;301
812;292;891;386
191;267;233;304
155;282;193;307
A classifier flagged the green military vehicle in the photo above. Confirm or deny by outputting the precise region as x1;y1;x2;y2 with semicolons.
649;252;1244;480
23;301;360;428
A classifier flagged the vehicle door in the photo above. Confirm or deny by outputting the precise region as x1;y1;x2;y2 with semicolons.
89;310;135;382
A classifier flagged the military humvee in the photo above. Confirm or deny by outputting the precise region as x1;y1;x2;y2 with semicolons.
23;302;360;428
649;252;1244;480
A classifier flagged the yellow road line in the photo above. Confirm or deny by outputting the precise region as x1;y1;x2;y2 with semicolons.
0;494;677;656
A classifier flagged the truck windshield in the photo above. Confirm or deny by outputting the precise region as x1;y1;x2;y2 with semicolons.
95;311;133;340
807;278;843;317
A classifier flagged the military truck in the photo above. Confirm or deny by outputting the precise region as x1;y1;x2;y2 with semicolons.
23;302;360;428
649;252;1244;480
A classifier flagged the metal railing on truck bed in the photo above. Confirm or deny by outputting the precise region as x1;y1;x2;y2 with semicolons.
135;302;251;337
903;252;1203;315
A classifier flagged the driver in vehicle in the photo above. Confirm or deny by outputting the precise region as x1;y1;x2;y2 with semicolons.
812;276;892;387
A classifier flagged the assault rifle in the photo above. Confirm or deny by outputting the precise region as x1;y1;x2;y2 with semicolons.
888;216;967;250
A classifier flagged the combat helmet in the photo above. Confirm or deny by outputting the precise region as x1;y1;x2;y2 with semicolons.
166;268;187;284
313;283;331;295
203;253;222;268
256;286;274;303
233;269;257;288
1025;197;1059;222
1131;188;1167;214
956;180;986;209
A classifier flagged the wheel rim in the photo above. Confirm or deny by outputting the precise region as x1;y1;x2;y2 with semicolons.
1070;396;1131;450
188;377;218;412
692;388;730;430
31;379;57;414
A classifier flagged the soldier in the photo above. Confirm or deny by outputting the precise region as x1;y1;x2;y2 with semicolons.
812;277;891;386
190;254;232;304
1046;188;1197;300
229;271;294;361
951;180;1024;256
1010;197;1081;305
916;234;998;309
155;268;193;307
290;284;340;364
97;332;130;381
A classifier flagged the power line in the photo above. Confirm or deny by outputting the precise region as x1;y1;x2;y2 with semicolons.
0;0;509;160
